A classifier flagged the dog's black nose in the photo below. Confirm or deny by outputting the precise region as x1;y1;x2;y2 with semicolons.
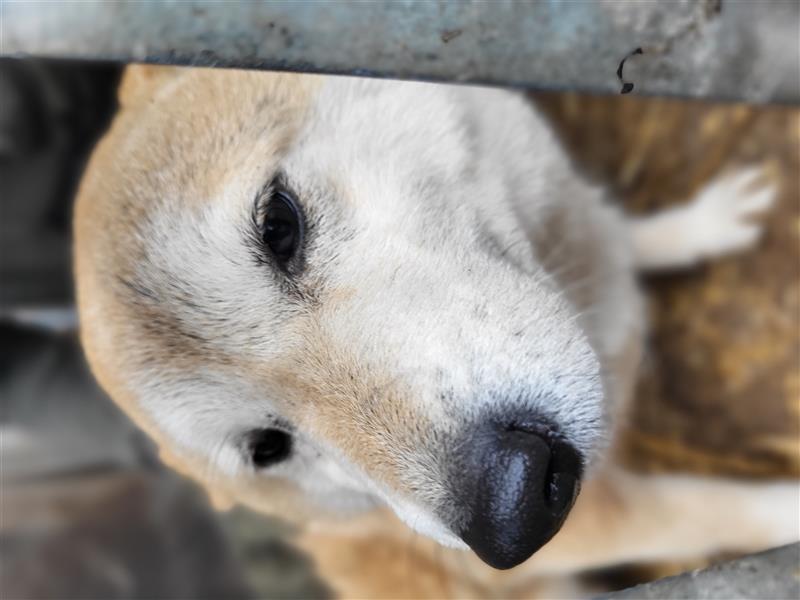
456;421;583;570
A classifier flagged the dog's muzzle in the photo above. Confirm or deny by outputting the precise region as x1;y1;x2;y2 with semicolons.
453;416;583;569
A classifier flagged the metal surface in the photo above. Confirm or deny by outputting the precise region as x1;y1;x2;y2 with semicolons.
2;0;798;104
603;543;800;599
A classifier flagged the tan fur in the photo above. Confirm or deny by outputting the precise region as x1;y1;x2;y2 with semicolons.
75;65;324;518
300;470;796;598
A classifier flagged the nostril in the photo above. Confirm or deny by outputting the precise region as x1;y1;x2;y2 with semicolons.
544;436;583;512
499;418;583;501
501;422;582;509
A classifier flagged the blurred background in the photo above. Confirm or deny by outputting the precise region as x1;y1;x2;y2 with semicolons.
1;54;798;598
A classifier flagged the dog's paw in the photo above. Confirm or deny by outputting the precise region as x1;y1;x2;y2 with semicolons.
685;167;777;260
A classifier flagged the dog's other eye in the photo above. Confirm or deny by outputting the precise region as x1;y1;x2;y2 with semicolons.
249;428;292;468
261;188;302;264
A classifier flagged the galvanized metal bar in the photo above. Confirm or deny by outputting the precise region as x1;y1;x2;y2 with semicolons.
2;0;798;104
603;543;800;600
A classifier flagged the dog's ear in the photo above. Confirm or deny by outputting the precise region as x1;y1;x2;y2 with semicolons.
118;64;184;109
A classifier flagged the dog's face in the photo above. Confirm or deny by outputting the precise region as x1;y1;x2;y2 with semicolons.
75;67;605;569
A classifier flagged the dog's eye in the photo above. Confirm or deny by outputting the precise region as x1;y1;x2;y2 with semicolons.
261;188;302;264
250;428;292;468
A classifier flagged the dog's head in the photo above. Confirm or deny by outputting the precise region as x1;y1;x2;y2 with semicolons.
75;66;607;569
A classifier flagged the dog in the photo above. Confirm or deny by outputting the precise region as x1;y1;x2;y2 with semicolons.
73;65;798;597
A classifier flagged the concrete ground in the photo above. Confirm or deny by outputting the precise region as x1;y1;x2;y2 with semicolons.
603;543;800;600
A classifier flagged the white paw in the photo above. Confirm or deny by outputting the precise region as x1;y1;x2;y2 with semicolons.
685;167;777;259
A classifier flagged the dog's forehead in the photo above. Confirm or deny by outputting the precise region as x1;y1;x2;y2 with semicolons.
78;69;320;280
294;77;474;194
102;72;475;262
125;69;317;211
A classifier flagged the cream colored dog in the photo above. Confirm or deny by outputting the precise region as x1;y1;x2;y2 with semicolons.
74;66;798;597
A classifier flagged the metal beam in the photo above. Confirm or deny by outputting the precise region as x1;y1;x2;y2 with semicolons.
604;543;800;599
2;0;798;104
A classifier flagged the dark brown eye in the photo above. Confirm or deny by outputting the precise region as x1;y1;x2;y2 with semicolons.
250;428;292;468
261;189;302;264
